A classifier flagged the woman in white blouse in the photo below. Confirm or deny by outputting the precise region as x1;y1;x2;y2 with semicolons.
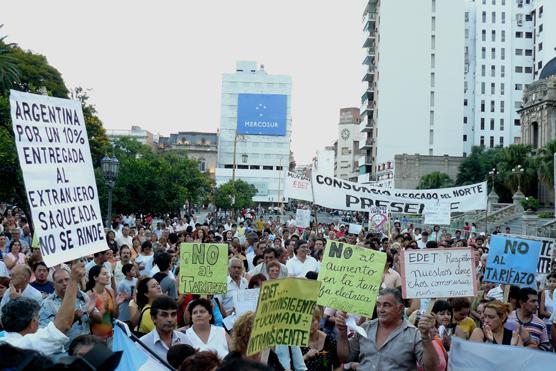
185;297;231;359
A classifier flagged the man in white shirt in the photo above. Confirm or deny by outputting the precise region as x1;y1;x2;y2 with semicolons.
417;231;429;249
0;265;43;312
116;226;133;250
0;262;85;355
140;296;191;360
218;258;248;315
286;240;319;278
247;248;288;279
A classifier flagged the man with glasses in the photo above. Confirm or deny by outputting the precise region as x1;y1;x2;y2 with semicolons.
286;240;319;278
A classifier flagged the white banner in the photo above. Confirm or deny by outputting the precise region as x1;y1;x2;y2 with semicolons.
449;337;556;370
10;90;106;267
400;248;476;299
295;208;311;228
311;173;487;214
284;171;313;202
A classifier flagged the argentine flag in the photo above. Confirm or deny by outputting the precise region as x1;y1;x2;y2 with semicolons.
112;322;171;371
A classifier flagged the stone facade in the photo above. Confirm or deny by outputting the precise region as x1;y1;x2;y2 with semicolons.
158;132;218;178
394;154;464;189
519;76;556;150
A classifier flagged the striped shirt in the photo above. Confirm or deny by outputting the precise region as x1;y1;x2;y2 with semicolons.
508;310;550;351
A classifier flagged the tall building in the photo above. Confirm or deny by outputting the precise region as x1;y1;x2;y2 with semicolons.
215;61;292;204
359;0;465;183
335;108;362;181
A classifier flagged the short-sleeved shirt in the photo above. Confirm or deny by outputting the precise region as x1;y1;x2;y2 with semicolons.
508;310;550;350
117;278;137;322
1;322;68;355
347;319;424;371
140;329;191;360
382;268;402;289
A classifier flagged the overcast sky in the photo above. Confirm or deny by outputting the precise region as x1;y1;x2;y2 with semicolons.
3;1;364;164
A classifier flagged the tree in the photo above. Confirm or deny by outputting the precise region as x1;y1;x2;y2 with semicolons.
70;87;110;167
214;180;257;211
536;139;556;188
418;172;454;189
0;27;20;94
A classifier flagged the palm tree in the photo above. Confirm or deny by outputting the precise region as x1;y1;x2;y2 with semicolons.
537;140;556;187
418;172;454;189
495;144;536;194
0;26;20;93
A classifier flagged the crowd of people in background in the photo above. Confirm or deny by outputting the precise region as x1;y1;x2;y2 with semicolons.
0;201;555;370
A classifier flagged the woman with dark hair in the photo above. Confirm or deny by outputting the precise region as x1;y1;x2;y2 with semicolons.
129;277;162;336
86;265;126;340
185;298;231;359
4;240;25;272
106;230;118;254
0;276;10;299
248;273;267;289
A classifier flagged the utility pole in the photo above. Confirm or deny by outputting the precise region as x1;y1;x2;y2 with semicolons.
231;132;238;219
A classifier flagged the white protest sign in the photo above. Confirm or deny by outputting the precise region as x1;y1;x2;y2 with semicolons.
10;90;106;267
234;288;260;316
400;248;476;299
295;208;311;228
423;203;451;225
311;173;487;214
348;223;362;235
284;172;313;202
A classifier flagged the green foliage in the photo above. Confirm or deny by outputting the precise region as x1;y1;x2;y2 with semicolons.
70;87;110;167
417;172;454;189
538;211;554;219
536;139;556;188
521;196;540;211
103;138;211;216
214;180;257;211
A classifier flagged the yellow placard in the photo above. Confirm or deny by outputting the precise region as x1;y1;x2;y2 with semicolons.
246;278;320;356
317;241;386;317
178;243;228;294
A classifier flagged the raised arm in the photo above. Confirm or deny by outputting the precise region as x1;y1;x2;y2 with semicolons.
54;261;85;333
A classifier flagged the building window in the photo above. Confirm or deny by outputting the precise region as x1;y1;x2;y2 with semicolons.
463;134;467;141
430;110;435;125
501;12;506;24
525;14;533;21
524;66;532;74
501;30;506;42
525;32;533;38
500;119;504;130
482;47;486;59
263;165;273;170
480;136;485;146
515;49;523;55
431;35;436;49
500;101;505;112
514;137;521;144
481;65;486;76
490;118;495;130
501;65;505;77
429;129;434;145
491;101;495;112
500;137;504;146
481;82;486;94
481;117;485;129
501;48;505;60
481;101;485;113
464;116;468;124
198;158;206;172
539;42;543;51
515;66;523;73
500;83;505;95
432;16;436;31
491;30;496;42
491;48;496;59
250;165;260;169
539;6;543;18
525;49;533;56
431;72;435;87
515;83;523;90
514;101;522;109
431;54;435;68
515;31;523;38
514;119;520;126
539;24;543;33
491;65;496;77
464;99;468;106
538;61;543;71
491;83;495;95
482;30;486;41
491;12;496;23
490;136;494;148
430;92;435;107
482;11;486;23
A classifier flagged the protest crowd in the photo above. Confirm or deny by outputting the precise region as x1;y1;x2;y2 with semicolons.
1;200;556;371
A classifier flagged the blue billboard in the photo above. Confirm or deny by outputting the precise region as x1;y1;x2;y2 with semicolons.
237;94;287;136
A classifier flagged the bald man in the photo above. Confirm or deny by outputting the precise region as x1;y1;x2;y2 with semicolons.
0;264;43;312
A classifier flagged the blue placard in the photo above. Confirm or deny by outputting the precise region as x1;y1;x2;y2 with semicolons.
237;94;287;136
484;235;541;287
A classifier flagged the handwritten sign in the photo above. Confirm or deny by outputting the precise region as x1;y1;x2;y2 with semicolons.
400;248;476;299
368;206;388;234
484;235;541;288
284;172;313;202
295;209;311;228
423;203;451;225
247;278;320;356
536;237;554;274
10;90;105;267
179;243;228;294
317;241;386;317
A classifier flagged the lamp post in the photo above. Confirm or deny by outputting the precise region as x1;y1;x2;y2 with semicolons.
101;155;120;227
512;164;525;192
485;168;498;233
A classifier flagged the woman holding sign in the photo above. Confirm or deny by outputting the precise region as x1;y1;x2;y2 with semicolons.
469;300;524;346
300;308;340;371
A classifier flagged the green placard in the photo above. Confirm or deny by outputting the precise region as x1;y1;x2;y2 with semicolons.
247;278;320;356
179;243;228;294
317;241;386;317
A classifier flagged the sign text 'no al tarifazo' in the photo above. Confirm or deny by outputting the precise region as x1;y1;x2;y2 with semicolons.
10;90;105;267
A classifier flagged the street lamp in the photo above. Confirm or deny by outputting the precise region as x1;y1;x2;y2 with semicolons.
101;155;120;227
512;165;525;192
488;168;498;188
